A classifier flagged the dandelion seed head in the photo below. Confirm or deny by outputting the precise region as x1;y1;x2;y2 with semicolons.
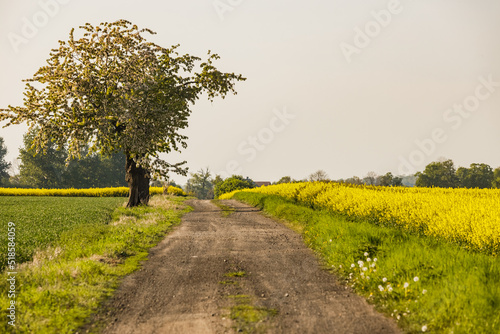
404;282;409;288
414;276;419;282
422;289;427;294
422;325;428;332
382;277;387;282
364;252;369;256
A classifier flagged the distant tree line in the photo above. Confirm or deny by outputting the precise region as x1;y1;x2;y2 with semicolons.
184;168;255;199
274;161;500;189
0;132;127;188
273;170;409;187
415;159;500;189
1;133;498;191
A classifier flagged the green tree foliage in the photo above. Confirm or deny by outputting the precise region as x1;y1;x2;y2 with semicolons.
18;132;66;188
276;176;292;184
391;176;403;187
375;172;403;187
0;20;244;206
186;168;213;199
415;159;460;188
376;172;393;187
18;131;126;188
457;163;494;189
214;175;255;198
0;137;11;185
493;167;500;189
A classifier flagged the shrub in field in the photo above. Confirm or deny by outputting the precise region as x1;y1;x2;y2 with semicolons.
164;186;186;196
214;175;255;198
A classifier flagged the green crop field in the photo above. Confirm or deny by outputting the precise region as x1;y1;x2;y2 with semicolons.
0;196;125;271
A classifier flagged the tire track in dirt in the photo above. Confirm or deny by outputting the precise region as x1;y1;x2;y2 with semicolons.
94;199;400;333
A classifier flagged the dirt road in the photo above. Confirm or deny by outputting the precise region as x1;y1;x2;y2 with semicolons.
98;199;400;333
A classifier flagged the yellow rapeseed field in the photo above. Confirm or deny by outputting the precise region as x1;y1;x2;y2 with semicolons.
0;187;164;197
221;182;500;253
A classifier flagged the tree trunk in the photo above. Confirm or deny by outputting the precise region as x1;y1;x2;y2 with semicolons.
125;154;150;207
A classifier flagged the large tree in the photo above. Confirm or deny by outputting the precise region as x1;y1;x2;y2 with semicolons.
415;159;459;188
457;163;494;189
0;20;244;206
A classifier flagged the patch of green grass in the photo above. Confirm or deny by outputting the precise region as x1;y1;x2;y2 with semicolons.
225;271;247;278
228;294;252;303
219;280;239;285
227;295;278;334
0;196;124;270
231;191;500;334
0;195;191;334
211;199;235;217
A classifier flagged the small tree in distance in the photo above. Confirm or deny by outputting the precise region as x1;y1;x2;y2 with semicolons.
309;170;329;182
186;168;214;199
214;175;255;198
276;176;292;184
363;171;377;185
0;20;245;207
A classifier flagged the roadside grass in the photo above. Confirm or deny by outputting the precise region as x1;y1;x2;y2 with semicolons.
0;196;125;271
229;192;500;334
0;195;191;334
211;199;236;217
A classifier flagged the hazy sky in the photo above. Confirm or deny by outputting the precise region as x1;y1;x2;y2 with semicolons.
1;0;499;185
